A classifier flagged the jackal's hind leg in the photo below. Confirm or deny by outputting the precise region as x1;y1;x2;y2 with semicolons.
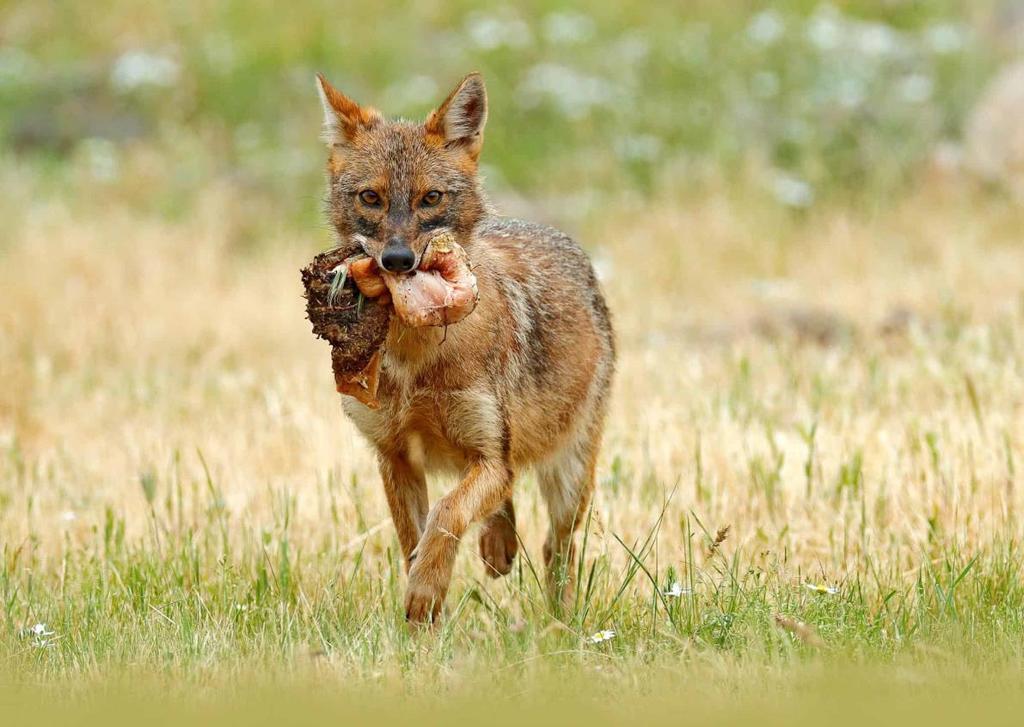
478;496;517;577
538;435;599;609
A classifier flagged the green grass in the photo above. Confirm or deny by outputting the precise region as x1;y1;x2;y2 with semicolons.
5;493;1024;685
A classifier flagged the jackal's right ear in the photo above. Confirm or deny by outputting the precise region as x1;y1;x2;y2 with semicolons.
315;73;381;145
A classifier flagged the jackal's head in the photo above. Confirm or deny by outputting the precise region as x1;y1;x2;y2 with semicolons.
316;72;488;273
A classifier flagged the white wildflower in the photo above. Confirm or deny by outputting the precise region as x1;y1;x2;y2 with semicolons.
517;63;615;118
383;75;439;110
835;76;867;109
804;582;839;595
857;23;900;58
26;623;55;648
588;629;616;644
79;138;120;182
0;48;36;86
770;173;815;208
924;22;966;55
664;582;692;598
60;510;77;522
542;11;595;45
110;50;179;92
747;10;785;46
806;9;843;51
615;134;663;162
613;33;650;65
465;13;531;50
899;74;934;104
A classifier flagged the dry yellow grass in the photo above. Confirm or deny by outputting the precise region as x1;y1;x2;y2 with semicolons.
3;174;1022;590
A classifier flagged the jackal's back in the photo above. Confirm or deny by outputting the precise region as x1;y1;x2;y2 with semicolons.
471;216;615;467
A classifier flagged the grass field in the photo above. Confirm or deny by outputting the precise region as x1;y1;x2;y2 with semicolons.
4;178;1024;688
4;0;1024;719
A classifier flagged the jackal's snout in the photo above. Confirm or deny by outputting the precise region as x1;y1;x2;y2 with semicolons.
380;238;417;273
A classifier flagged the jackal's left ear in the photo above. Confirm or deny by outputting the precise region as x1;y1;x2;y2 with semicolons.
425;72;487;160
316;73;381;145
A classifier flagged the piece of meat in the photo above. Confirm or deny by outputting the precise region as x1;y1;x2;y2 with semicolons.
301;232;478;407
382;233;478;328
348;256;389;300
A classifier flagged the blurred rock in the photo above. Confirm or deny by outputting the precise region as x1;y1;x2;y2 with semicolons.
878;306;916;338
9;98;147;154
6;61;154;155
752;307;854;346
964;60;1024;198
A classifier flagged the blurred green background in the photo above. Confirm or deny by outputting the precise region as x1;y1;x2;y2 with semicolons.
1;0;1017;233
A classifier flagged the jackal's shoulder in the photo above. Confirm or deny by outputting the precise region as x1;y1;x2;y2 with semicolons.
476;216;594;271
474;215;615;352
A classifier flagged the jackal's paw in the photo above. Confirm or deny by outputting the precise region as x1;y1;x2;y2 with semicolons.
404;576;446;625
479;516;518;578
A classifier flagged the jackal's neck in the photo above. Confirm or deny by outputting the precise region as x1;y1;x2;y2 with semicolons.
383;320;447;369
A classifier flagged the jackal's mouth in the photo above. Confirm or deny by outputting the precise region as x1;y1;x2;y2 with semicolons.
349;232;479;328
381;233;478;328
302;233;479;409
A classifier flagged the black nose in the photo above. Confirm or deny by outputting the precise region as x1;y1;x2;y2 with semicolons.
380;244;416;273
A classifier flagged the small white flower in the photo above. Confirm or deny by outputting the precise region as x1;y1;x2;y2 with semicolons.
924;22;966;55
465;13;532;50
517;63;615;119
588;629;616;644
110;50;179;92
542;11;595;45
383;74;440;110
614;133;663;162
747;10;785;46
79;138;120;182
899;74;934;104
664;582;692;598
26;623;55;648
770;173;815;208
806;11;842;51
857;23;900;57
804;582;839;595
60;510;77;522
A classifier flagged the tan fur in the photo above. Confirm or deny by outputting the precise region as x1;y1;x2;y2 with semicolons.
317;72;615;623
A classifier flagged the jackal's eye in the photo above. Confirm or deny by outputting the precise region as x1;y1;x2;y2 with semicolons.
358;190;381;206
421;190;443;207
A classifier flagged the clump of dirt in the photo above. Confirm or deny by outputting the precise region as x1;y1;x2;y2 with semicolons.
301;243;391;408
301;233;479;408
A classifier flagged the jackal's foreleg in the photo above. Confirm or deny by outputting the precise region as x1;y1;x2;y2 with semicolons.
405;458;512;624
378;451;429;570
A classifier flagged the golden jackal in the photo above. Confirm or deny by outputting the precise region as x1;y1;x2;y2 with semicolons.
315;71;615;623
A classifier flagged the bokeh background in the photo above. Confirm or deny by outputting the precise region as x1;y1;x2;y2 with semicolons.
3;0;1024;686
3;1;1023;228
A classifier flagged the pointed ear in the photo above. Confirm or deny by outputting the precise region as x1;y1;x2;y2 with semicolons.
315;73;381;145
425;72;487;159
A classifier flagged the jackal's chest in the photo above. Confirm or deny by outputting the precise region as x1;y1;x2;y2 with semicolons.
341;379;501;471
